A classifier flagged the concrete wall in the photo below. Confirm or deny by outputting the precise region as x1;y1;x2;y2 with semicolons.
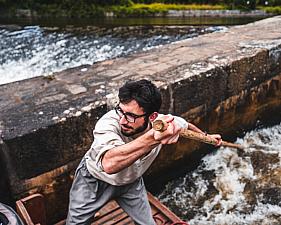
0;16;281;223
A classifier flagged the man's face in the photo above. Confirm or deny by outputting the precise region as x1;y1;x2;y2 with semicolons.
117;100;149;137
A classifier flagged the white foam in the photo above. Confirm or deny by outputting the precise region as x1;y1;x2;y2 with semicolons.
0;25;225;85
158;122;281;225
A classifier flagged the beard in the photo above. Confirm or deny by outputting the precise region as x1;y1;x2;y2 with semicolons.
121;117;149;137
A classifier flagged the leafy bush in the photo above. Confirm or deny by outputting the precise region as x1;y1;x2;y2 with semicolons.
259;6;281;13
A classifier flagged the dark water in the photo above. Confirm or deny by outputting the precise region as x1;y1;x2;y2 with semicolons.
0;16;268;27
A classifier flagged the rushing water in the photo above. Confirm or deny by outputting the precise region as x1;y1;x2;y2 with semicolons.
157;123;281;225
0;15;269;85
0;24;227;85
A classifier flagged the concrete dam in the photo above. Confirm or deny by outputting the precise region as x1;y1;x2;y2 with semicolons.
0;16;281;223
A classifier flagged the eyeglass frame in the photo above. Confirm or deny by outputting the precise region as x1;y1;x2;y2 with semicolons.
114;104;148;123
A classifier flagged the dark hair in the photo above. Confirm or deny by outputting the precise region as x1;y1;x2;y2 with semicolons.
118;79;162;115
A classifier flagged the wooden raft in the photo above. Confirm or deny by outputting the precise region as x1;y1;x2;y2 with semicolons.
16;192;184;225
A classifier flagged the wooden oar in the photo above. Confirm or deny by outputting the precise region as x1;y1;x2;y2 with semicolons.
152;119;244;150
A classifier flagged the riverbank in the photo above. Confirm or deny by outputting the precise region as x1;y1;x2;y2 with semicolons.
0;3;277;19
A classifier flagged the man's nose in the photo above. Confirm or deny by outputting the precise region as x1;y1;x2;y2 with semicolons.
119;115;128;124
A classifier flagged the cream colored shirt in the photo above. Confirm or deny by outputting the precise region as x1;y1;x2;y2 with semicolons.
85;110;188;186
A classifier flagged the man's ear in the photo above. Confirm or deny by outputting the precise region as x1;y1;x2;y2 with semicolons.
149;112;158;122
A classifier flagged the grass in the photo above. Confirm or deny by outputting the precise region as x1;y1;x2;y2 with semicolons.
110;3;227;17
132;3;226;10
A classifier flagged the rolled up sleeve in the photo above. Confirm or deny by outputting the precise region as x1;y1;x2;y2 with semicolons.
174;116;189;129
93;130;125;171
88;115;125;172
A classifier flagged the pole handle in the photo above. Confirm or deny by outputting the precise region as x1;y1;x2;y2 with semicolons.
152;119;244;150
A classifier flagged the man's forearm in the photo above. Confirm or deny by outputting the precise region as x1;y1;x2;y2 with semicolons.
187;122;205;135
102;130;159;174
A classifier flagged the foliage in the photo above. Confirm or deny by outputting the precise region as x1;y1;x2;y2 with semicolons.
0;0;277;17
111;3;167;16
257;0;281;6
35;3;105;17
133;3;225;10
132;0;227;4
259;6;281;13
111;3;225;16
225;0;256;10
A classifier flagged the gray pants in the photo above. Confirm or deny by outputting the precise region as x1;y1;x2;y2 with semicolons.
66;158;156;225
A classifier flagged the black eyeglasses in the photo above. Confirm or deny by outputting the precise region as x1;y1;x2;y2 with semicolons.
115;104;147;123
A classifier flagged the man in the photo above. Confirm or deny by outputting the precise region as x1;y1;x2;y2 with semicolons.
66;79;221;225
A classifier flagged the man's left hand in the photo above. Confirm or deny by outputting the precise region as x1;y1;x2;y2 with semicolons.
207;134;222;146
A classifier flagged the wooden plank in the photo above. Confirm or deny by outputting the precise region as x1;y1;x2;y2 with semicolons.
54;219;65;225
92;200;121;221
114;216;132;225
16;200;35;225
147;192;182;223
92;207;127;224
16;193;46;225
17;192;185;225
153;212;171;225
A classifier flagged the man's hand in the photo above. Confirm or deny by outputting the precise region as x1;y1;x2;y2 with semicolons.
152;115;181;145
207;134;222;146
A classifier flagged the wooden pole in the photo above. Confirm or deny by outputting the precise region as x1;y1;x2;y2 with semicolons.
152;119;244;150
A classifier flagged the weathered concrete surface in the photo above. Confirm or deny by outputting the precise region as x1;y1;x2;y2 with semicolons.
0;16;281;223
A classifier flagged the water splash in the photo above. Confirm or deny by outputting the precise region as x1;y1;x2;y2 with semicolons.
0;25;226;85
158;123;281;225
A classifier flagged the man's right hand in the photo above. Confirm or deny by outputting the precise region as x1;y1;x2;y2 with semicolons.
152;115;181;145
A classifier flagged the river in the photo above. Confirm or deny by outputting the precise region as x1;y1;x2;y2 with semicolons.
157;122;281;225
0;16;268;85
0;24;226;85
